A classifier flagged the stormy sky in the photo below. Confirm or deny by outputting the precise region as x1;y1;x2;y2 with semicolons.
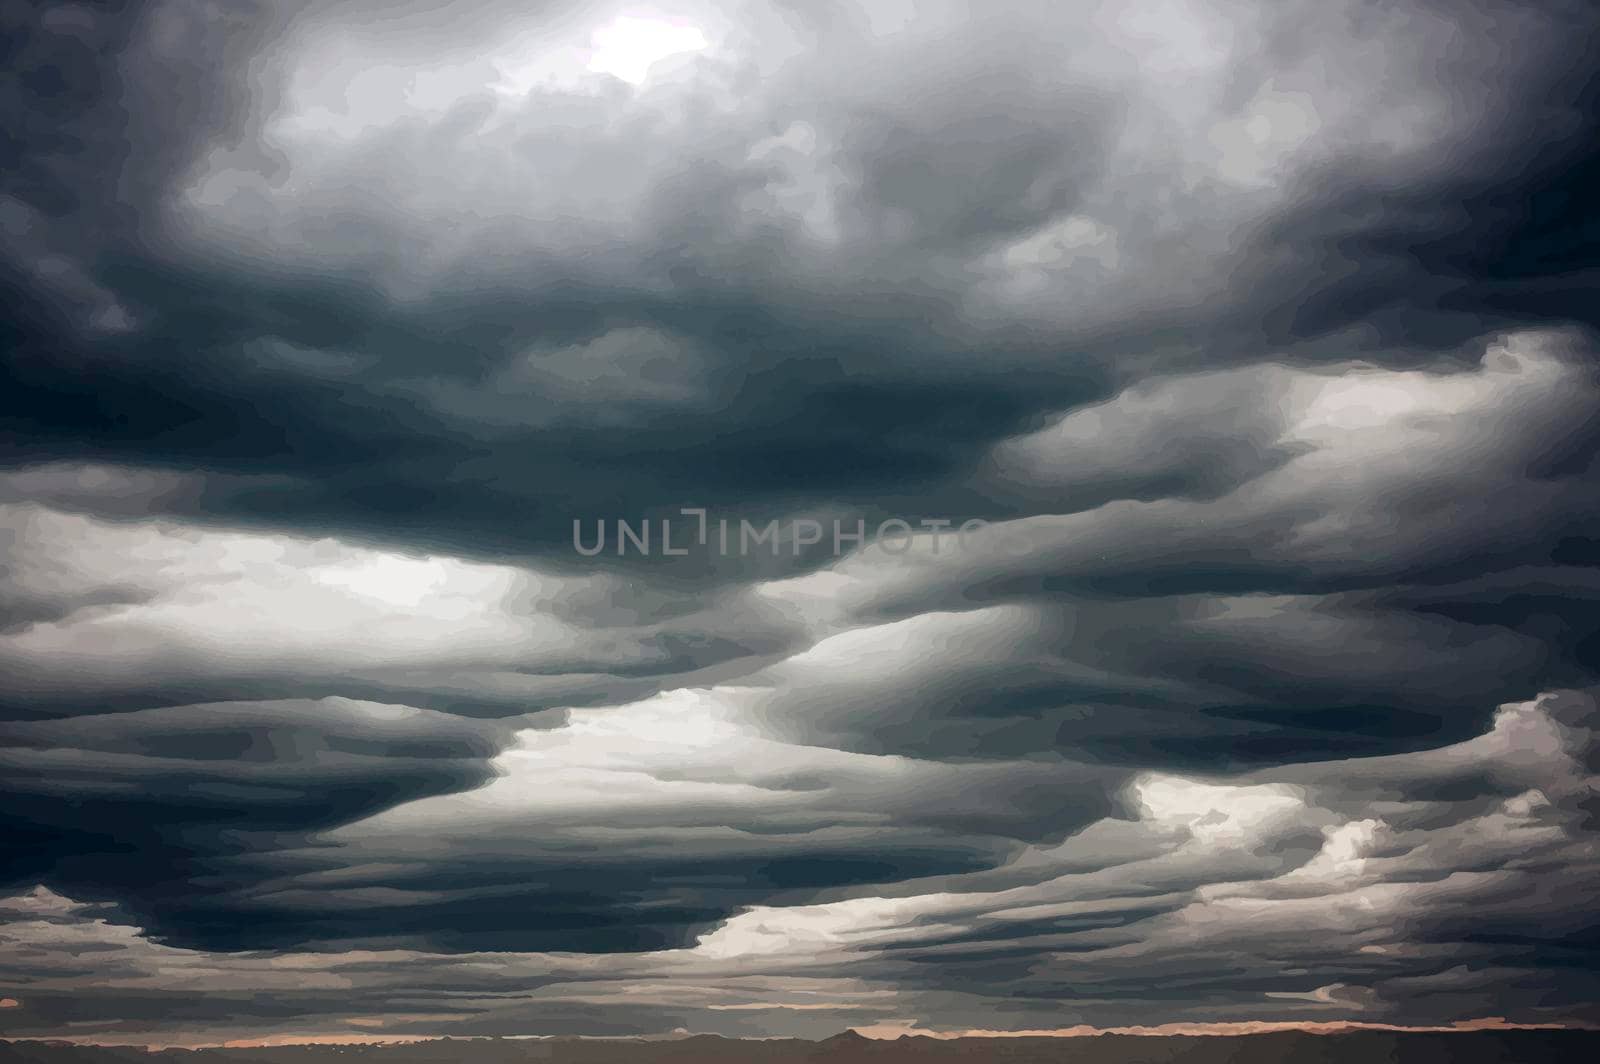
3;0;1600;1046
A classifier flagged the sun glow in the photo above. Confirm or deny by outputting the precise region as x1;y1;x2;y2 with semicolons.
587;15;708;84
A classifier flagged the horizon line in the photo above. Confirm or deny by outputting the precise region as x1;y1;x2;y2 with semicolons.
7;1017;1596;1051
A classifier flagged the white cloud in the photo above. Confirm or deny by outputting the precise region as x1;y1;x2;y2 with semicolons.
587;15;708;84
0;502;620;689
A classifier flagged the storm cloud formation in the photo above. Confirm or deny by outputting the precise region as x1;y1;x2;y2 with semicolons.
3;0;1600;1046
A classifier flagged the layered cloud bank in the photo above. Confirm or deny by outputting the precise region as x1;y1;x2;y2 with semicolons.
4;0;1600;1045
3;689;1598;1043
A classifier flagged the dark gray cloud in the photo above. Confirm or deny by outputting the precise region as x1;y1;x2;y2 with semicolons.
2;0;1599;1044
2;691;1597;1041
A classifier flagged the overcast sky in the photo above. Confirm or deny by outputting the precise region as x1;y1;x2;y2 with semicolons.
3;0;1600;1046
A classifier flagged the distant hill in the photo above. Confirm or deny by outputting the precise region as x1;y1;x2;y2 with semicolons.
4;1030;1599;1064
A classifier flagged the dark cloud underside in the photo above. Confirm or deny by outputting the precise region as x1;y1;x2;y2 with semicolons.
2;0;1599;1044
